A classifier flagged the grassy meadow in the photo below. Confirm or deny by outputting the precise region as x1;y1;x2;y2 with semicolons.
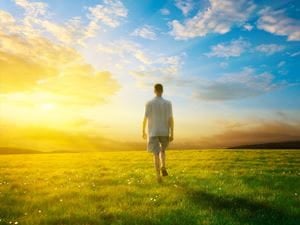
0;150;299;225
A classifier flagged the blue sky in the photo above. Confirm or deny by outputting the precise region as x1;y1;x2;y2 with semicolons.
0;0;300;148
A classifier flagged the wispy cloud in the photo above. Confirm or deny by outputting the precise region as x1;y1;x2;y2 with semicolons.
131;55;184;87
160;8;170;16
257;7;300;41
205;39;250;58
96;38;184;88
255;44;285;55
15;0;48;17
131;25;157;40
277;61;286;68
170;0;256;40
192;68;284;101
220;62;229;68
243;23;253;31
175;0;194;16
290;51;300;57
10;0;128;46
97;40;152;65
87;0;127;28
13;0;79;44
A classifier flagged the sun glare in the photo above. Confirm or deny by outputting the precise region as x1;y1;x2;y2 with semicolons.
40;103;56;111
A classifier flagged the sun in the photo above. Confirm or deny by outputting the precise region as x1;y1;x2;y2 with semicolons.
40;103;56;111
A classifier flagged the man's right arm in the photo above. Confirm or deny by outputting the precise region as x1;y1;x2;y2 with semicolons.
169;102;174;142
169;116;174;142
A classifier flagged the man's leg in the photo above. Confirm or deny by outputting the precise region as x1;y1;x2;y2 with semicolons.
153;153;162;182
159;150;166;168
159;137;169;176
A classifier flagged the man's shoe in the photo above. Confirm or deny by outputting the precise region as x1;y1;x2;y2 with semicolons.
161;167;168;176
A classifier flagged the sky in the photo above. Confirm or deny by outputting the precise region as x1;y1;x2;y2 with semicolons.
0;0;300;151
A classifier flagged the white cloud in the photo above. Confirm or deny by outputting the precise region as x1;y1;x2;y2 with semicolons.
130;54;184;88
220;62;228;68
193;68;283;101
243;23;253;31
170;0;256;40
96;39;184;88
175;0;194;16
0;10;16;33
131;25;157;40
277;61;288;75
87;0;127;28
255;44;285;55
160;8;170;16
97;40;151;65
11;0;128;46
97;39;183;69
290;51;300;57
15;0;48;17
205;39;250;58
37;18;86;45
12;1;84;45
277;61;285;68
257;7;300;41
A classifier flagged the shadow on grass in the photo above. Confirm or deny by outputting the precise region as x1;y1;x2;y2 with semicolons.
187;189;300;225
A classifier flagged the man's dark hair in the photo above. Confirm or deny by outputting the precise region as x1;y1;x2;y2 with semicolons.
154;83;163;92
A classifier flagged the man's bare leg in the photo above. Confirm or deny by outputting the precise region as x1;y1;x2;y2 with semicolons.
159;150;166;168
153;153;162;182
159;150;168;176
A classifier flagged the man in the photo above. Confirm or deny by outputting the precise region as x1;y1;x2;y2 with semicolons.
142;83;174;183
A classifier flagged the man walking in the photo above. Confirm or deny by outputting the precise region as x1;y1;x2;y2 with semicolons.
142;84;174;183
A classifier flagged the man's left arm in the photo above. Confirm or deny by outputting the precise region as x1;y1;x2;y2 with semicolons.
142;116;147;139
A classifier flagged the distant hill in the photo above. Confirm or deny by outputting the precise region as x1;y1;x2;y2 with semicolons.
0;147;43;154
228;141;300;149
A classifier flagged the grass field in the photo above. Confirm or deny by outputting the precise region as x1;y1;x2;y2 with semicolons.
0;150;299;225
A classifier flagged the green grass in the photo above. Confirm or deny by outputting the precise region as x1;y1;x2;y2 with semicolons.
0;150;299;225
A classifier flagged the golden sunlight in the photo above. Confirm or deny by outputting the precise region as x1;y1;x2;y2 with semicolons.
40;103;56;111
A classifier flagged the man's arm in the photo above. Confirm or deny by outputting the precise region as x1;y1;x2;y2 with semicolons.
169;116;174;142
169;102;174;142
143;103;149;139
142;116;147;139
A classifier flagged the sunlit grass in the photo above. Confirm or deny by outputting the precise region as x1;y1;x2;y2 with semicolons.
0;150;299;225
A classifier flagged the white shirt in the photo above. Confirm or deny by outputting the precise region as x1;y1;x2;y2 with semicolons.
144;96;173;137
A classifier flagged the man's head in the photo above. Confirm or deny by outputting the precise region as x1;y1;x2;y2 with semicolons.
154;83;163;96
